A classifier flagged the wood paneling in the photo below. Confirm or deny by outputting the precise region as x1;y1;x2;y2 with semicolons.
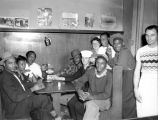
0;32;98;71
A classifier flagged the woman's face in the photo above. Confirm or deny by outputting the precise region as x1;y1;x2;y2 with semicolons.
113;39;123;52
92;40;100;51
17;60;26;72
27;53;36;65
145;29;158;46
96;57;107;73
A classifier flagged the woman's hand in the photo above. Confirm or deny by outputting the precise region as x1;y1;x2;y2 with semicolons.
134;88;142;103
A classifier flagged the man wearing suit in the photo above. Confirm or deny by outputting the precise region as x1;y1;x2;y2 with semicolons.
0;52;55;120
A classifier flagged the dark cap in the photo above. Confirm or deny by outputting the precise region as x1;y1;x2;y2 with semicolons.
71;49;81;58
109;33;124;46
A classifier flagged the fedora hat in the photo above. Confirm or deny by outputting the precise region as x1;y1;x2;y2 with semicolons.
71;49;81;58
0;51;14;65
109;33;124;46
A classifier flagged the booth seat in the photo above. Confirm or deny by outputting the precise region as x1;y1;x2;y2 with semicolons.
99;66;123;120
100;66;137;120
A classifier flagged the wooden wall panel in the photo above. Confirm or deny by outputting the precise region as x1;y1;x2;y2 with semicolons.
0;32;98;71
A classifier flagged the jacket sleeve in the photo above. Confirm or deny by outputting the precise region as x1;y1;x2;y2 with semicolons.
2;74;32;102
117;49;135;70
75;70;89;90
93;71;113;100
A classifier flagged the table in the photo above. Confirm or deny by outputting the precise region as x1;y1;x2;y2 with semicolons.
37;80;76;115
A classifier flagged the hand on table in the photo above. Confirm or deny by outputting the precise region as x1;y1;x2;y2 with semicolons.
31;82;45;92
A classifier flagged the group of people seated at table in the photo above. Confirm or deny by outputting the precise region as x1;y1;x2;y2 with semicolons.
0;51;58;120
0;32;136;120
0;25;157;120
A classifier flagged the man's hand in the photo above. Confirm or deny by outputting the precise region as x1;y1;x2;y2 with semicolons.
77;90;93;101
106;47;112;58
31;82;45;92
134;88;142;103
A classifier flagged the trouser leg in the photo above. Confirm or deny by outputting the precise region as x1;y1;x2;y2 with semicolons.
83;99;111;120
31;94;54;120
67;95;79;120
75;100;85;120
83;101;100;120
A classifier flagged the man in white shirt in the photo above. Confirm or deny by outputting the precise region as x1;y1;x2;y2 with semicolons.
98;32;115;58
25;51;42;82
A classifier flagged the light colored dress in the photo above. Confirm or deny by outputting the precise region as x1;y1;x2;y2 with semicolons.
136;45;158;117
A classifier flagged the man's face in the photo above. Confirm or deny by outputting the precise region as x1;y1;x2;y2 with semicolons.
27;53;36;65
145;29;158;46
73;54;81;65
96;58;107;73
5;57;16;72
100;35;109;47
17;60;26;72
113;39;123;52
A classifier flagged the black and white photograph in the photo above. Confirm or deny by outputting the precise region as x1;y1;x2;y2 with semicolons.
0;0;158;120
37;8;53;26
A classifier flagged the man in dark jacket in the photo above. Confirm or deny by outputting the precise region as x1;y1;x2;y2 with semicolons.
0;52;55;120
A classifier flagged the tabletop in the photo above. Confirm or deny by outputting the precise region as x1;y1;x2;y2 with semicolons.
36;80;76;93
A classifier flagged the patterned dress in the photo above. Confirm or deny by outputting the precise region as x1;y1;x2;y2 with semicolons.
136;45;158;117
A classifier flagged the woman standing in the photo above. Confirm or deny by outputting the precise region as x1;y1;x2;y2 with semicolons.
134;25;158;117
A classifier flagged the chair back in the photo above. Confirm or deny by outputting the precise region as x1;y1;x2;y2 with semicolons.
99;66;123;120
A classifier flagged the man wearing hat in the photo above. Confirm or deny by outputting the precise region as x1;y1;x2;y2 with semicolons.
0;52;56;120
52;49;85;118
57;49;85;82
107;33;137;119
67;50;93;120
108;33;135;70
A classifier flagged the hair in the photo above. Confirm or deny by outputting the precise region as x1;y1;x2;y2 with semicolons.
145;25;158;34
100;32;110;38
26;51;36;58
16;55;27;64
95;55;108;66
90;37;102;47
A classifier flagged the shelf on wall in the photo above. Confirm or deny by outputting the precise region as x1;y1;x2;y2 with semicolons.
0;28;123;34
